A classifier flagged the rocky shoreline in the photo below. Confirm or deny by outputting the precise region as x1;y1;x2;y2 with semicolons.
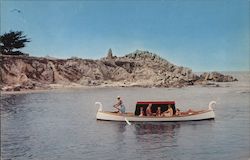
0;50;237;92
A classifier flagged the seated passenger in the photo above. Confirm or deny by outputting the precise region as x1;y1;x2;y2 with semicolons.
187;109;194;115
146;103;153;116
163;105;173;117
175;108;181;116
178;108;196;115
139;107;144;117
156;107;162;117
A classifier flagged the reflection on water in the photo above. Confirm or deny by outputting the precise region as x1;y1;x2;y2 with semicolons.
134;122;180;136
134;122;180;155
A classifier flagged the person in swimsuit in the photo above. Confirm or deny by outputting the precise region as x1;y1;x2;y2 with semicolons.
156;107;162;117
113;96;126;113
146;103;153;116
163;105;173;117
139;107;144;117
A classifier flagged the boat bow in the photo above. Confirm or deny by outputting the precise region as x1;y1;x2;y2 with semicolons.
95;102;103;112
208;101;216;111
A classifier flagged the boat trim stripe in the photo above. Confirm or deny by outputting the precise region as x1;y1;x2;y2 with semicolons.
137;101;175;104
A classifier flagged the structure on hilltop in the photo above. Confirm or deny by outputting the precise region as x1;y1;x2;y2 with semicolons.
106;48;113;60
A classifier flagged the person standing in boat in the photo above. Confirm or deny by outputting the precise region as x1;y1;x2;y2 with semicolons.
113;96;126;113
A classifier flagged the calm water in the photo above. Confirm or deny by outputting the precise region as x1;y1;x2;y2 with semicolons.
1;72;250;160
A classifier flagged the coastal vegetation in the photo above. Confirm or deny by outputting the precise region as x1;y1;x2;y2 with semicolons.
0;31;30;55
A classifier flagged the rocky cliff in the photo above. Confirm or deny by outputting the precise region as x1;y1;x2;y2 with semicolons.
0;50;237;91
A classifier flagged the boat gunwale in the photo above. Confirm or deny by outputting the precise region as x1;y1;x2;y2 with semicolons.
99;109;213;118
96;117;215;122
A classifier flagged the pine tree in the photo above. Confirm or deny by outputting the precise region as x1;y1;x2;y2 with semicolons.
0;31;30;55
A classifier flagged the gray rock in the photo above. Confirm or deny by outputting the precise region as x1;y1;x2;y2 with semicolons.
0;50;238;90
200;72;237;82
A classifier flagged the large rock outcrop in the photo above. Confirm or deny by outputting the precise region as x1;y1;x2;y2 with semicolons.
199;72;237;82
0;50;237;91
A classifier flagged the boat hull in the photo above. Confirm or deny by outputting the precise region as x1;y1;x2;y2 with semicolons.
96;110;215;122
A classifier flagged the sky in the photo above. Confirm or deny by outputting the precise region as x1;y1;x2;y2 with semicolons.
1;0;249;71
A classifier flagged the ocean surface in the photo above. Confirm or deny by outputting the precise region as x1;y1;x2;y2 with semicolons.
1;72;250;160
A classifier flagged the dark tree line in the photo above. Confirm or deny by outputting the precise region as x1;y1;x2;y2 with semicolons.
0;31;30;55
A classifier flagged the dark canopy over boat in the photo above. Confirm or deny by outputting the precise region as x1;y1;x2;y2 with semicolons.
134;101;176;116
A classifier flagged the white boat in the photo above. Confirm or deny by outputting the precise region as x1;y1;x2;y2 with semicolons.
96;101;216;122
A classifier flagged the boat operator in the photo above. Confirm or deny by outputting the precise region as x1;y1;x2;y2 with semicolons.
113;96;126;113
